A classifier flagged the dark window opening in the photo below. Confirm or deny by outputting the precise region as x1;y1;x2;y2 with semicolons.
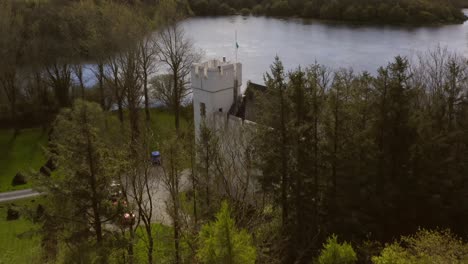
200;103;206;117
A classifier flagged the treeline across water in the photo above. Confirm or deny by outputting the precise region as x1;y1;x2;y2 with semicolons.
189;0;467;24
248;47;468;262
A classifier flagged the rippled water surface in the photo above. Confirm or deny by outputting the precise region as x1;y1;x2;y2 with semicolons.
182;11;468;85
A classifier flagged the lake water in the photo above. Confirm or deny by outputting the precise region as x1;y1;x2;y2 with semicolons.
182;10;468;85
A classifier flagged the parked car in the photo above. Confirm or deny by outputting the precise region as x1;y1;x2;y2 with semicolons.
109;180;122;200
120;211;136;226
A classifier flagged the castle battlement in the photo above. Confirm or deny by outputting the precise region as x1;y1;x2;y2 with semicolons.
193;59;239;74
192;58;242;138
191;59;242;93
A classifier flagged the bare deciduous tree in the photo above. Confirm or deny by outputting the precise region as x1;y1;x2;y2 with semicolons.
156;22;202;130
72;64;86;99
46;63;72;108
151;73;190;110
138;33;159;123
0;1;24;130
104;57;126;123
118;48;143;143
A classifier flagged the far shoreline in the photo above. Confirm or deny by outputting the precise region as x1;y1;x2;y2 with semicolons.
189;9;468;27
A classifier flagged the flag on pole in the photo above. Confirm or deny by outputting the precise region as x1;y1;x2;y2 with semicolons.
235;30;238;63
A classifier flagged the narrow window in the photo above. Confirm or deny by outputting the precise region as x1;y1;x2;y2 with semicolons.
200;103;206;117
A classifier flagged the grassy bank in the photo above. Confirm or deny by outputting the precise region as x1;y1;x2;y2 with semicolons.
0;198;41;264
0;108;192;193
0;129;47;192
148;108;191;142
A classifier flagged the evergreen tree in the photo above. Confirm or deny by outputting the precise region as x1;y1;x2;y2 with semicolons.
256;56;291;228
197;201;257;264
36;100;126;263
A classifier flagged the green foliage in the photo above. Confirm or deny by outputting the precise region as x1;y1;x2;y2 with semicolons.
252;4;264;15
0;128;47;192
0;199;41;264
254;50;468;262
268;0;292;16
372;229;468;264
188;0;467;24
37;100;127;261
342;6;360;21
318;235;357;264
240;8;251;16
133;223;192;264
197;201;257;264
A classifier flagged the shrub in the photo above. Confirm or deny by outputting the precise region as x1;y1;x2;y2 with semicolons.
39;166;51;177
268;0;292;17
318;235;357;264
241;8;251;16
45;158;56;171
35;204;45;222
252;4;264;15
7;207;20;220
319;2;341;20
219;3;232;15
343;5;360;21
197;201;256;264
302;2;319;18
416;11;438;23
372;229;468;264
389;5;407;23
11;172;27;186
192;0;209;15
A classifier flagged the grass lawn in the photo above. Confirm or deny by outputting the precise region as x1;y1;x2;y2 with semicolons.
149;108;191;140
0;198;42;264
0;109;191;193
0;129;48;192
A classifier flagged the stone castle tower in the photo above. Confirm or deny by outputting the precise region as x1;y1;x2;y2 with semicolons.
191;58;242;136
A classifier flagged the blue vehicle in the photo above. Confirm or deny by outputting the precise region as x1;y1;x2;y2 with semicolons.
151;151;161;165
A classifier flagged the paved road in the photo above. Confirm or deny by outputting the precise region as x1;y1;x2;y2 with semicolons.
125;167;190;226
0;168;189;226
0;189;41;203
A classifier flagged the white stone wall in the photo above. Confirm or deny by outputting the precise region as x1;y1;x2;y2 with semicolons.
191;59;242;138
192;59;261;206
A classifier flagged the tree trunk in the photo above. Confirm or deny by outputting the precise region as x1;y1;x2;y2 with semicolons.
174;215;181;264
98;63;105;110
332;92;339;204
128;228;135;264
174;73;180;131
279;85;288;227
10;99;18;134
205;144;211;211
117;100;124;124
192;161;198;224
144;71;150;123
84;113;105;263
146;224;154;264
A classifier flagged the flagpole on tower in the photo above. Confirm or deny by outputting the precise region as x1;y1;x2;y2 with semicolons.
235;30;238;63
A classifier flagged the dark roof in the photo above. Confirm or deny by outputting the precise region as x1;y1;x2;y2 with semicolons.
244;81;267;99
233;81;267;122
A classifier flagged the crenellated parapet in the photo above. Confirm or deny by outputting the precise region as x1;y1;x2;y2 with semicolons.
192;58;242;138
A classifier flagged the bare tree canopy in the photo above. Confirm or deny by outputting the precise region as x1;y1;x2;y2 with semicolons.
156;22;202;130
138;32;159;122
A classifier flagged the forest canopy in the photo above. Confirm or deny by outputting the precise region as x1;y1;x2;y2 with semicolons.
189;0;468;24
